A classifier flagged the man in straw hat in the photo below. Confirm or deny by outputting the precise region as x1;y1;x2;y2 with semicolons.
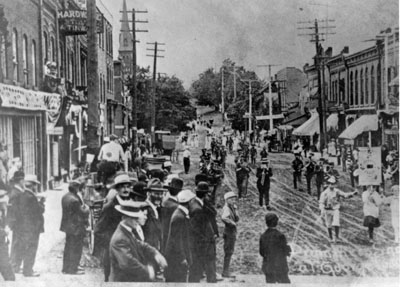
109;200;167;282
160;177;183;254
164;189;195;282
221;191;239;278
256;158;273;210
94;173;133;282
319;176;357;243
0;189;15;280
11;174;44;277
60;180;90;275
188;182;218;283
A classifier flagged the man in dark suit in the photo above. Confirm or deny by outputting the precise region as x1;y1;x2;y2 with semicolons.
164;189;195;282
11;174;45;277
60;180;90;275
7;170;25;273
143;179;165;250
109;200;167;282
93;173;133;282
188;182;217;283
256;158;273;210
0;189;15;281
160;177;182;254
259;213;291;283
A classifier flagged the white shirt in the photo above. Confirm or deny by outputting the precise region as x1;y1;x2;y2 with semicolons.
183;150;191;158
98;141;125;162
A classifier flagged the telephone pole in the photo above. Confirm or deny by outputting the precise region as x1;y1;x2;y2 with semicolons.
257;64;280;131
221;66;225;122
87;0;100;152
120;8;148;150
147;41;165;145
298;18;335;151
241;79;259;141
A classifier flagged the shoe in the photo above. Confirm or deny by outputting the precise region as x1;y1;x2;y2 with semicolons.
23;271;40;277
222;272;236;278
67;270;85;275
266;205;272;211
77;266;85;271
215;273;224;281
368;239;374;244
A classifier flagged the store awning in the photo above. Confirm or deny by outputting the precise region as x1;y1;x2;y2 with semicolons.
338;114;379;140
293;111;319;136
326;113;339;130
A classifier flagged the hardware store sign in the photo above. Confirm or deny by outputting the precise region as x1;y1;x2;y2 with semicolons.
59;9;103;35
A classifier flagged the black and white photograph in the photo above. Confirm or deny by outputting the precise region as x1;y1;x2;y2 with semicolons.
0;0;398;286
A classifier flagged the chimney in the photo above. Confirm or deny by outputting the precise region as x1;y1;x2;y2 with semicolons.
341;46;349;54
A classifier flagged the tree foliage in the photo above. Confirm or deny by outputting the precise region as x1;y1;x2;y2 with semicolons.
127;67;195;133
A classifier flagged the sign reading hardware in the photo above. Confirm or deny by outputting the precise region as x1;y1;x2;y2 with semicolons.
58;9;104;35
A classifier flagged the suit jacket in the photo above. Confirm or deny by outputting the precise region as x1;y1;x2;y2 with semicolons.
109;223;158;282
60;191;89;236
259;228;291;275
189;198;216;259
6;185;24;230
93;196;122;257
256;167;273;188
15;189;45;235
165;206;192;266
160;196;179;253
142;204;162;250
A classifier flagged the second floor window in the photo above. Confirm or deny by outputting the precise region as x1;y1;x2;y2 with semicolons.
12;29;18;81
22;34;28;85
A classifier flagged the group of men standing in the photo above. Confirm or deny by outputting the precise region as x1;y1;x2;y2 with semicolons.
0;171;45;281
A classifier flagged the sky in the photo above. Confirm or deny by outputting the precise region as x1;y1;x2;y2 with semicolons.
98;0;399;88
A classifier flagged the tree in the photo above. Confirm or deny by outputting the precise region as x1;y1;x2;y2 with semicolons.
191;68;220;107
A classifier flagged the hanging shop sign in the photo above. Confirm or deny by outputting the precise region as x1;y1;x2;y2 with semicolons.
58;9;104;35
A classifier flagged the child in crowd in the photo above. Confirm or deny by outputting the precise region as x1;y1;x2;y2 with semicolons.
362;185;383;244
259;213;291;284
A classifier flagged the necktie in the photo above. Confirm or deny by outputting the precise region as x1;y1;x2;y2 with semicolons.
261;170;266;185
136;226;144;241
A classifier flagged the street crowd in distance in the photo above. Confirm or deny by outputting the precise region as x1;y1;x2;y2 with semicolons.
0;114;399;283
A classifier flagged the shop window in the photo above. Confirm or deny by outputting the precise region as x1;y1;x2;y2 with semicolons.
0;35;7;80
365;67;368;105
50;36;55;62
43;31;48;63
22;34;28;85
12;28;18;82
371;66;375;104
354;70;358;105
350;71;354;105
360;69;364;105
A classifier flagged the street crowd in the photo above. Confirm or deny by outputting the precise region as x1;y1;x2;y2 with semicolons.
0;119;399;283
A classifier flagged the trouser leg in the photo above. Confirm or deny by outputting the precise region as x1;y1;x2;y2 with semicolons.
63;233;72;273
306;176;312;194
10;232;23;272
258;187;263;206
204;257;217;282
69;234;84;272
293;172;297;189
0;241;15;281
265;188;270;206
103;244;110;282
328;228;333;239
237;180;243;198
368;227;374;239
316;183;321;200
22;233;39;275
222;253;232;275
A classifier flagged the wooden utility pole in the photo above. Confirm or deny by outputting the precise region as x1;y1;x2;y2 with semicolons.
241;79;259;141
146;41;165;146
298;19;335;151
257;64;280;131
120;8;148;150
86;0;100;152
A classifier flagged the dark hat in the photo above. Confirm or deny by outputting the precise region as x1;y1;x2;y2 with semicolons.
168;178;184;196
12;171;25;181
265;212;279;227
109;134;118;141
329;162;334;166
131;181;148;200
195;181;209;194
138;174;148;182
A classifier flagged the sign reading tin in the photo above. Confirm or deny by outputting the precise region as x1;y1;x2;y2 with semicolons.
58;9;104;35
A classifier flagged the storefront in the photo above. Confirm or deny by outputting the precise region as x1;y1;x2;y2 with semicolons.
338;114;380;147
0;83;62;190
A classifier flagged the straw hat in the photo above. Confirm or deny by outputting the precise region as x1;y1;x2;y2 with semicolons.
24;174;40;184
110;174;132;189
327;176;337;184
115;199;148;218
224;191;237;201
177;189;195;203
